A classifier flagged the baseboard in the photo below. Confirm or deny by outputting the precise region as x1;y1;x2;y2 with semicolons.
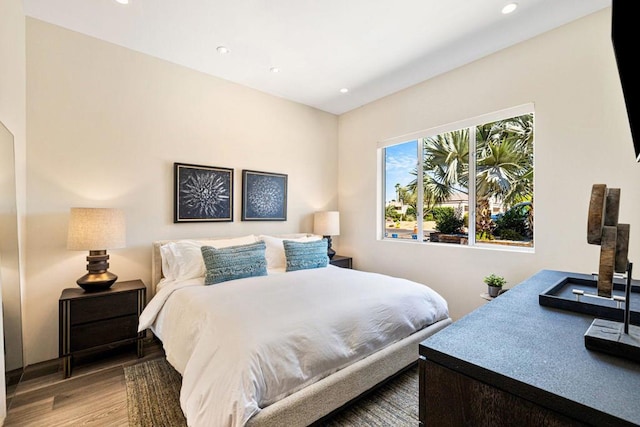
5;368;24;387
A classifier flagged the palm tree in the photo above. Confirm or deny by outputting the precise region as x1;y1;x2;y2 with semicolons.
407;114;534;241
424;128;469;198
476;115;533;204
401;188;418;221
408;128;469;214
475;114;533;239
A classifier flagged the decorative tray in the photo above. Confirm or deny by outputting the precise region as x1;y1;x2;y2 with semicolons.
539;274;640;325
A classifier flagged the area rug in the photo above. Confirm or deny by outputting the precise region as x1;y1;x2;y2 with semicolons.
125;357;418;426
125;358;186;427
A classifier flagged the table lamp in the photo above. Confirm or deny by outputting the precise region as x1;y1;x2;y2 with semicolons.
67;207;126;291
313;211;340;259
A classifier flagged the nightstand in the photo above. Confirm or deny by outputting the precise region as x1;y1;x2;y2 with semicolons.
330;255;352;269
59;279;146;378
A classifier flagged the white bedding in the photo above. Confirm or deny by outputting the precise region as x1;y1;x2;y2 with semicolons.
139;265;449;427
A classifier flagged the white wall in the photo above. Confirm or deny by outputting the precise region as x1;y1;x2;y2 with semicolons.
0;0;26;421
338;8;640;321
25;19;338;365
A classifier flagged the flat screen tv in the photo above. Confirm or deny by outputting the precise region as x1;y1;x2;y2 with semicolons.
611;0;640;162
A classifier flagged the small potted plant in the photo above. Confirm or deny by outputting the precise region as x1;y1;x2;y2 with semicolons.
484;274;506;297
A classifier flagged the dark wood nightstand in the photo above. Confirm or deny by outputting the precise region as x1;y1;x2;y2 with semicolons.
329;255;352;269
59;279;146;378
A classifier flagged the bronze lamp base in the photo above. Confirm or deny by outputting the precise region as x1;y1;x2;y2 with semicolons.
77;250;118;291
324;235;336;259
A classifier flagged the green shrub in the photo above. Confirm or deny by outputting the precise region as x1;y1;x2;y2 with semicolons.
385;205;401;222
497;229;524;241
434;206;465;234
476;231;495;241
494;203;532;240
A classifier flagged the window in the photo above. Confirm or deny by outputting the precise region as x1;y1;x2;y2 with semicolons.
380;104;534;249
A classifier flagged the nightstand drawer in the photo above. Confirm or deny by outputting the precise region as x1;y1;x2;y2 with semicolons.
69;291;138;325
70;314;138;352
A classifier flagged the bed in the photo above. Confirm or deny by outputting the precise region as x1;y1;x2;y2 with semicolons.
139;234;451;427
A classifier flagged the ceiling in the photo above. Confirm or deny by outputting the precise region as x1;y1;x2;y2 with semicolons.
23;0;612;115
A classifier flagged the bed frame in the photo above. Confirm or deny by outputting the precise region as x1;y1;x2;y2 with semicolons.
150;235;452;426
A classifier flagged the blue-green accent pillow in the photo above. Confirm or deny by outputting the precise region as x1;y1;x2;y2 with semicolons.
283;239;329;272
201;241;267;285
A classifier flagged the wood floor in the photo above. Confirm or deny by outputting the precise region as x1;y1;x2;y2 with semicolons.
5;339;165;427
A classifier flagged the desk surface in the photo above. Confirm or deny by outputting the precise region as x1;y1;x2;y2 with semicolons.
420;269;640;426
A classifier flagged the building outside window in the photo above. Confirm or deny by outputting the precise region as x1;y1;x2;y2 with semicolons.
380;104;534;250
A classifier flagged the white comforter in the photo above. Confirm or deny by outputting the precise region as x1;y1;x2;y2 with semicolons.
138;265;449;427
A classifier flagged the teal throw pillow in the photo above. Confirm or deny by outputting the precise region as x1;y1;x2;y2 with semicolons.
283;239;329;272
201;241;267;285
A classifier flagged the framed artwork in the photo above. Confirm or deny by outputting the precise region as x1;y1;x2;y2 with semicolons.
174;162;233;222
241;170;288;221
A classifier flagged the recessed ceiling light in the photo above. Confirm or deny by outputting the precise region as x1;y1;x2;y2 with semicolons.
340;88;349;94
216;46;230;54
502;3;517;14
269;67;280;73
115;0;129;4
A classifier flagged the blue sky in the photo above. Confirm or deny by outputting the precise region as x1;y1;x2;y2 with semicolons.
385;140;417;203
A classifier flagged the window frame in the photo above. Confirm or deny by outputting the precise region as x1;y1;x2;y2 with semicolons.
378;103;534;251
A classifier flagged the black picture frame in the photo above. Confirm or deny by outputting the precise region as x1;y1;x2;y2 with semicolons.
174;162;233;223
241;170;287;221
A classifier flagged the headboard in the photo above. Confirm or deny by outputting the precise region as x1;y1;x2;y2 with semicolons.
150;234;314;297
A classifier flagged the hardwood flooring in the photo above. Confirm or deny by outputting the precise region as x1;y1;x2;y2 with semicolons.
5;339;164;427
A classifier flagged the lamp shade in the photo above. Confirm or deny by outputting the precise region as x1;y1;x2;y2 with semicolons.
313;211;340;236
67;208;126;250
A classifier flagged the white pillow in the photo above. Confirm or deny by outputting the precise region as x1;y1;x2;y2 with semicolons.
160;235;257;281
258;234;322;270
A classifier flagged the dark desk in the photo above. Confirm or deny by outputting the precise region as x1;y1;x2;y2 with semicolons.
419;269;640;426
